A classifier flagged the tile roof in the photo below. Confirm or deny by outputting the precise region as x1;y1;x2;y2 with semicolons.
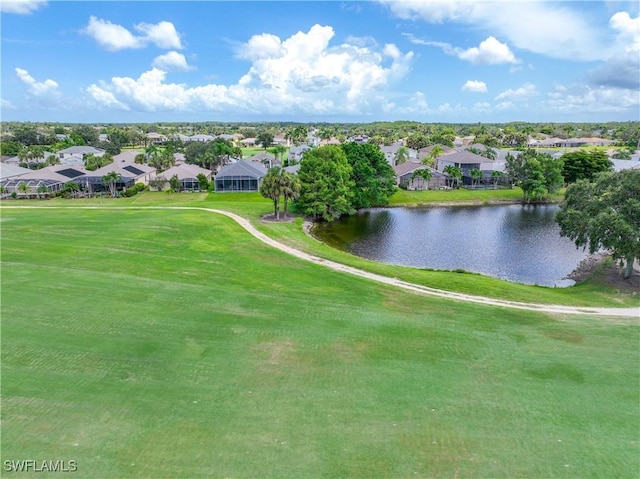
215;160;267;178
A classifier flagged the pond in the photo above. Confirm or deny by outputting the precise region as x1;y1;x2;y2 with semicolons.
311;204;591;287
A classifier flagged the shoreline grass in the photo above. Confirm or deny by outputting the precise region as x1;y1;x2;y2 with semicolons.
2;190;638;308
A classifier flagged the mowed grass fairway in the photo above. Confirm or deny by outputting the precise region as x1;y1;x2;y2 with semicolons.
1;207;639;478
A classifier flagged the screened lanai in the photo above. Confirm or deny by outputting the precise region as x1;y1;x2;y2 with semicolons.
214;160;267;192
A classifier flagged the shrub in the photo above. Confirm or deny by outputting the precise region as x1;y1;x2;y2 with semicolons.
135;182;147;192
124;186;138;197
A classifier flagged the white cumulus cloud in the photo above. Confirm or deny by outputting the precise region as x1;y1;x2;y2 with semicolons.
458;36;518;65
495;82;538;101
382;0;612;61
405;35;518;65
15;67;59;96
462;80;487;93
589;12;640;90
82;16;183;51
0;0;47;14
86;24;415;117
152;51;194;72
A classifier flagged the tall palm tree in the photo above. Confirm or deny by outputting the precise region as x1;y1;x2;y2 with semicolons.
280;172;301;218
491;170;503;188
17;182;29;196
444;165;462;188
101;172;121;198
272;144;287;164
411;168;432;190
470;169;482;188
36;184;48;198
426;145;444;168
394;146;410;166
259;167;284;219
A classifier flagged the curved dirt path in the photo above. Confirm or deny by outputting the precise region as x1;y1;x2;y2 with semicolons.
4;205;639;318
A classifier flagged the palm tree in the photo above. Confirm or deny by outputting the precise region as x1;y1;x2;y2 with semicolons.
259;167;284;219
394;146;410;166
426;145;444;168
101;172;121;198
134;153;147;164
145;144;160;166
411;168;432;190
280;172;301;218
65;181;80;198
17;181;29;196
36;184;48;199
470;169;482;188
444;165;462;188
491;170;503;189
483;146;497;161
272;144;287;164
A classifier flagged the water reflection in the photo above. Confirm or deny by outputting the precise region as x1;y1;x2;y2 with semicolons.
312;205;590;287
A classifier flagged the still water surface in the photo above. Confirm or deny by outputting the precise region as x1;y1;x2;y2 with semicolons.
312;205;590;287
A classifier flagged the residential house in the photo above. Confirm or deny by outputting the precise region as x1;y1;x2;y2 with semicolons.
146;132;167;144
0;163;31;181
393;162;445;190
214;160;267;192
288;144;313;163
56;146;105;162
154;164;212;191
75;162;155;193
216;134;234;142
1;165;89;196
246;152;278;168
380;143;418;166
417;145;455;162
436;150;484;173
189;134;215;142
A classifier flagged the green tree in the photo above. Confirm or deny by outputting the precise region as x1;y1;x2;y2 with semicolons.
36;184;48;198
560;150;613;184
556;169;640;279
271;144;287;164
260;166;284;219
169;174;181;192
393;146;410;166
506;149;564;203
64;181;80;198
72;125;99;145
612;149;632;161
406;133;430;150
101;172;121;197
411;168;432;190
281;171;301;218
46;153;60;166
443;165;462;188
424;145;444;168
197;173;209;191
491;170;503;188
341;142;397;209
17;182;29;196
470;168;483;187
296;145;355;221
257;132;274;150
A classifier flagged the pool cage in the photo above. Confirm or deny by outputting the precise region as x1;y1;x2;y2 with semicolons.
214;175;262;192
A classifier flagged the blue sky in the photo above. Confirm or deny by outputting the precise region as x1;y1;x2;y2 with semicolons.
1;0;638;123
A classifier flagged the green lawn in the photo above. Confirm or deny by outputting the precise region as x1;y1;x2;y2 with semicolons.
1;207;638;478
389;187;564;206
